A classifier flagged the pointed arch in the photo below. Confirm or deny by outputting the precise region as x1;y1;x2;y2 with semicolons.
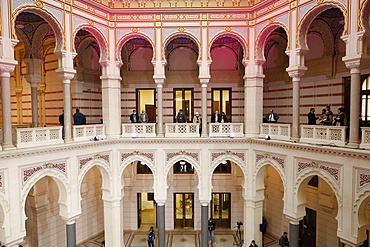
73;25;109;63
297;2;347;50
12;6;64;52
209;31;248;61
255;22;289;60
165;155;199;177
116;32;155;64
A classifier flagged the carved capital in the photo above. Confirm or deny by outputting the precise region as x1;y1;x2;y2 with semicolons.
286;65;307;79
0;64;16;77
55;68;76;81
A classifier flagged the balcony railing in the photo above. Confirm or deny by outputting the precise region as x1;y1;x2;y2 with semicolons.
360;127;370;149
165;123;200;137
259;123;291;141
122;123;156;138
209;123;244;137
16;126;64;148
73;124;106;141
300;125;347;147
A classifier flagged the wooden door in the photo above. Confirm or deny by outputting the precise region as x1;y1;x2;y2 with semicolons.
146;105;156;123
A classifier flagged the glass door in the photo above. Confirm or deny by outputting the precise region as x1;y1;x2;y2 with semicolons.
173;89;194;122
211;193;231;228
174;193;194;228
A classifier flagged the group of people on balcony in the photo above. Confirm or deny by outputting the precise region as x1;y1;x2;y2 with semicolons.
308;106;347;126
130;110;149;123
174;109;229;124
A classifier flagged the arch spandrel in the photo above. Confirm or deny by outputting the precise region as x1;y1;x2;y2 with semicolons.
209;30;248;61
360;0;370;32
210;150;246;175
162;32;201;61
77;154;112;187
255;22;289;60
353;169;370;214
73;25;109;62
116;32;155;63
297;2;347;50
165;151;200;176
32;23;52;59
119;156;156;177
12;6;64;52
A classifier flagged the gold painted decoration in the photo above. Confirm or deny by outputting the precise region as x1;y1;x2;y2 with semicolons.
132;27;138;33
268;18;274;24
88;20;94;26
178;27;185;32
316;0;324;4
35;0;44;8
225;26;231;32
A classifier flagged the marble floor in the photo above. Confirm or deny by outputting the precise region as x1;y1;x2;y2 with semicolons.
78;230;279;247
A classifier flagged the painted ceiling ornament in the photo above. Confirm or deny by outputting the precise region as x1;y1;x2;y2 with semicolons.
88;20;94;26
35;0;44;8
225;26;232;32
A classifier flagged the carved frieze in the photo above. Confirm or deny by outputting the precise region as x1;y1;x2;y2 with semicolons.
255;151;285;169
166;150;199;162
79;153;110;171
357;169;370;193
21;161;67;187
121;150;155;162
297;160;341;187
211;150;245;162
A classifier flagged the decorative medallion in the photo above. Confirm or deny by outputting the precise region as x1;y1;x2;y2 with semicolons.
35;0;44;8
225;26;232;32
132;27;138;33
178;27;185;32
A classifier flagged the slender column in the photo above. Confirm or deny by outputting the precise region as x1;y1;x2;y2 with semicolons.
56;70;75;143
66;220;76;247
201;204;209;247
157;203;165;247
155;80;164;137
200;80;209;137
347;64;361;148
244;199;263;246
0;65;16;149
289;221;299;247
286;65;306;141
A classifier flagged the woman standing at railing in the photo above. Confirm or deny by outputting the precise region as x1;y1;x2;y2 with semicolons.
333;107;347;126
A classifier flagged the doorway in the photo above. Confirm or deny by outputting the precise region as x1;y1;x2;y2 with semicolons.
137;192;157;229
299;208;317;247
137;89;156;123
173;89;194;122
211;193;231;228
174;193;194;228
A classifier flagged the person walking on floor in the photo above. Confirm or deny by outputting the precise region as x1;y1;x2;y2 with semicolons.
249;240;258;247
279;232;289;247
148;226;155;247
208;217;216;245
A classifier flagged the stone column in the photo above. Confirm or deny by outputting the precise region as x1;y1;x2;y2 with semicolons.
289;221;299;247
201;203;209;247
345;62;361;148
154;77;165;137
23;58;43;127
66;219;76;247
157;203;165;247
244;199;263;246
200;80;209;137
56;69;76;143
0;64;17;149
286;66;306;141
103;199;123;247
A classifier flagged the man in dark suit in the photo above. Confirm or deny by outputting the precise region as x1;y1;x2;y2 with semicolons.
211;110;221;123
130;110;139;123
73;108;86;125
265;109;279;123
307;107;318;125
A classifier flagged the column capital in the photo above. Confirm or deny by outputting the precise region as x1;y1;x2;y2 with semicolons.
200;200;210;206
285;214;303;225
55;68;76;81
199;77;210;85
286;65;307;79
155;200;166;206
0;60;17;77
153;75;165;84
342;56;370;73
62;215;80;224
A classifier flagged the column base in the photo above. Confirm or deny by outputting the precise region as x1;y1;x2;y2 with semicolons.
347;141;359;149
2;143;16;150
290;136;299;143
157;133;165;137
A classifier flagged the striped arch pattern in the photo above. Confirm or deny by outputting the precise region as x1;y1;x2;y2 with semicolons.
297;2;346;50
12;6;64;52
208;30;248;61
255;23;289;61
73;25;109;63
32;23;52;59
116;32;155;64
162;32;201;62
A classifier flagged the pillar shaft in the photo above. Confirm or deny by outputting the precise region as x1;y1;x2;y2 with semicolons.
201;82;208;137
1;68;16;149
292;77;300;140
66;221;76;247
201;205;209;247
348;68;361;147
289;222;299;247
157;204;165;247
157;83;164;137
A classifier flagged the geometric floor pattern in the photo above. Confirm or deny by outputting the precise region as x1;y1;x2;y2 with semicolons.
78;230;279;247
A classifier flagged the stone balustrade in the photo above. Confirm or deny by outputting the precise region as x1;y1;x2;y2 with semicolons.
16;126;64;148
72;124;106;141
165;123;200;137
122;123;156;138
300;125;347;147
209;123;244;137
259;123;291;141
360;127;370;149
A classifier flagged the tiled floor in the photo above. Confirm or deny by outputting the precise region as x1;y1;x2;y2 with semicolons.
78;230;279;247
